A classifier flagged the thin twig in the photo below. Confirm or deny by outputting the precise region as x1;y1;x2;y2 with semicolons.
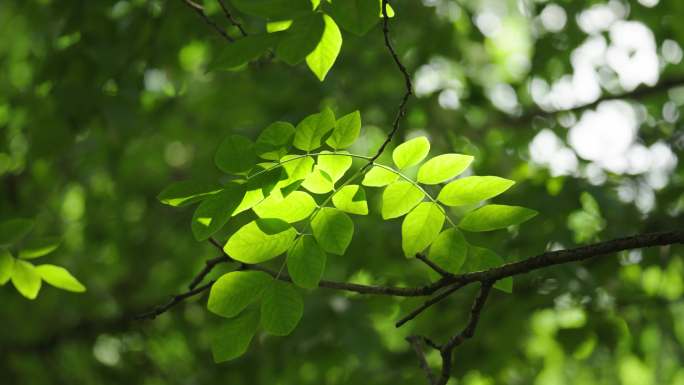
396;282;466;328
181;0;234;42
407;336;438;385
216;0;248;37
134;280;215;320
416;253;451;277
188;255;231;290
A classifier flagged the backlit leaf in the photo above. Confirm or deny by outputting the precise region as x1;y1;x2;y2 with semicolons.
317;151;352;182
311;208;354;255
392;136;430;170
429;228;468;276
301;166;335;194
306;15;342;81
417;154;473;185
294;109;336;151
401;202;445;257
211;305;260;362
253;191;317;223
362;166;398;187
326;110;361;149
459;204;538;232
438;176;515;206
207;271;272;318
35;264;86;292
0;250;14;285
332;185;368;215
11;260;41;299
256;121;295;160
191;184;246;241
224;219;297;264
276;13;325;65
381;181;425;219
157;180;221;207
287;235;326;289
18;237;61;259
260;281;304;336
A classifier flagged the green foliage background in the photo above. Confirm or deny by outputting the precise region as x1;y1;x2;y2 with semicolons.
1;0;683;384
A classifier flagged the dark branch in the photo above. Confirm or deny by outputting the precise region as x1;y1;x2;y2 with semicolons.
407;336;438;385
134;280;215;320
416;253;451;277
188;254;231;290
181;0;234;42
395;282;467;328
216;0;248;37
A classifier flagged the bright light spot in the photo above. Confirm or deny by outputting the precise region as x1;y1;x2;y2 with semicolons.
93;335;122;366
438;89;460;110
663;101;679;123
529;129;578;176
662;39;683;64
637;0;659;7
413;57;463;110
488;83;519;114
165;141;193;168
540;4;567;33
475;11;502;37
606;21;659;90
576;1;626;35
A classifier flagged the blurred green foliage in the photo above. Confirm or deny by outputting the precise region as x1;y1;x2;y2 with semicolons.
1;0;683;384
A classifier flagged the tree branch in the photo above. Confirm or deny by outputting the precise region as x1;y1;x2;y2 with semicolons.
407;336;438;385
216;0;248;37
180;0;235;42
416;253;451;277
395;282;466;328
134;280;215;320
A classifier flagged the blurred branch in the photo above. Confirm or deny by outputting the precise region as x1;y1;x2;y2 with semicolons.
406;336;438;385
216;0;247;37
180;0;235;42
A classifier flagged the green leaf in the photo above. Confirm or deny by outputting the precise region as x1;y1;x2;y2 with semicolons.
260;281;304;336
233;188;265;216
326;110;361;149
191;184;246;241
417;154;474;185
317;151;352;182
332;185;368;215
287;235;326;289
210;33;279;70
35;264;86;292
0;250;14;285
246;165;288;197
267;20;293;33
231;0;312;19
401;202;445;257
294;108;336;151
11;260;41;299
327;0;380;36
224;219;297;264
157;180;221;207
429;228;468;276
301;166;335;194
276;13;325;65
253;191;317;223
211;305;260;362
207;271;272;318
392;136;430;170
438;176;515;206
0;218;34;247
256;121;295;160
18;237;61;259
381;181;425;219
215;135;257;174
459;204;538;232
463;246;512;293
306;15;342;81
280;155;314;183
362;166;398;187
311;207;354;255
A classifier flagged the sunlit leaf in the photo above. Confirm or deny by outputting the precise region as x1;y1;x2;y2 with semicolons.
211;305;260;362
438;176;515;206
157;180;221;207
429;228;468;277
18;237;61;259
294;108;336;151
332;185;368;215
207;271;272;318
417;154;473;185
311;208;354;255
287;235;326;289
276;13;325;65
326;110;361;149
392;136;430;170
317;151;352;182
260;281;304;336
191;184;246;241
381;181;425;219
301;166;335;194
401;202;445;257
253;191;317;223
215;135;257;174
0;250;14;285
306;15;342;81
11;260;41;300
256;121;295;160
362;166;398;187
224;219;297;264
459;204;538;232
35;264;86;292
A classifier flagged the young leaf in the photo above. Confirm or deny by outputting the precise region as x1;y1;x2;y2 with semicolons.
260;281;304;336
459;204;538;232
280;155;314;182
35;264;86;292
463;246;512;293
332;185;368;215
276;13;325;65
317;151;352;182
224;219;297;264
417;154;474;185
294;109;336;151
215;135;257;174
207;271;272;318
256;121;296;160
438;176;515;206
401;202;445;257
246;165;288;197
327;0;380;36
210;33;279;71
362;166;398;187
18;237;61;259
233;188;265;216
0;218;34;247
287;235;327;289
211;305;260;363
392;136;430;170
157;180;221;207
429;228;468;276
326;110;361;149
11;260;41;299
301;166;335;194
381;181;425;219
191;184;246;241
253;191;317;223
231;0;312;19
306;15;342;81
311;208;354;255
0;250;14;285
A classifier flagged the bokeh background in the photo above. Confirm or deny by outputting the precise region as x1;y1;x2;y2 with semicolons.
1;0;683;384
